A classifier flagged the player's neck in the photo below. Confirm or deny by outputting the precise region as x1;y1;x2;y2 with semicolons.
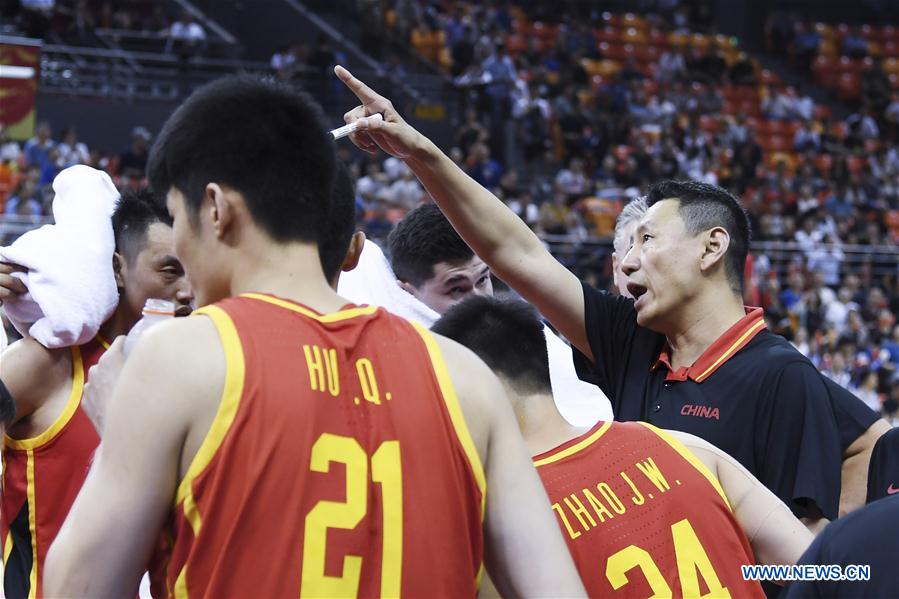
512;389;589;457
100;307;137;340
666;290;746;370
227;240;348;314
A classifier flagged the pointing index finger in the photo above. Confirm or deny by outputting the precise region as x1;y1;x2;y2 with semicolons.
334;65;382;106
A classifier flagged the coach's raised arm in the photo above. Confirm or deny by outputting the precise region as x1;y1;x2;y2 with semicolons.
336;65;844;532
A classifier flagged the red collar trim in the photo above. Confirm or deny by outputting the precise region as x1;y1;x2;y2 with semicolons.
651;307;767;383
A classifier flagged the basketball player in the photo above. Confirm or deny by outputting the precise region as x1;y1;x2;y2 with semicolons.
0;188;192;598
45;77;586;598
433;296;813;598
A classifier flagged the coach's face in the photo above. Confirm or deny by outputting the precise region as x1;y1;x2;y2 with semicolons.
620;199;703;331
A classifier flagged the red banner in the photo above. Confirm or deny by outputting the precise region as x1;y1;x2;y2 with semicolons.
0;37;41;141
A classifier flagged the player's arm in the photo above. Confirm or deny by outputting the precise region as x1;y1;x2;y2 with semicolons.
0;261;28;305
0;336;69;425
433;334;587;598
669;430;814;566
335;66;592;360
44;317;222;597
839;418;891;515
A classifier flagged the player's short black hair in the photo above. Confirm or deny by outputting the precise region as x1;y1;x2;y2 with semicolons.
0;379;15;427
388;203;474;287
646;180;751;295
431;295;551;395
319;161;356;282
147;75;335;244
111;187;172;264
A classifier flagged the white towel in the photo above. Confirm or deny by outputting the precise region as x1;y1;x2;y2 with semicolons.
338;239;440;326
338;240;612;426
0;165;119;348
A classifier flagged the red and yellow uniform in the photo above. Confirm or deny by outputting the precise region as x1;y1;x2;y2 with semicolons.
150;293;485;598
534;420;765;598
1;336;107;598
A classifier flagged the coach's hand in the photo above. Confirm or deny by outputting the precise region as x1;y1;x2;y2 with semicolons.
0;262;28;306
335;65;426;159
82;335;126;436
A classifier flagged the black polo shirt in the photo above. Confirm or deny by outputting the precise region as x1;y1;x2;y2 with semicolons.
573;282;842;520
866;427;899;503
824;378;879;453
783;496;899;599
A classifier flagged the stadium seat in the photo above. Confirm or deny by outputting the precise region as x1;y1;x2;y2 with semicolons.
595;26;622;44
622;28;648;45
812;55;837;86
837;72;862;102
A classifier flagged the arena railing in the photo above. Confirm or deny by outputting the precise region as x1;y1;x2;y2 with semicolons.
540;234;899;279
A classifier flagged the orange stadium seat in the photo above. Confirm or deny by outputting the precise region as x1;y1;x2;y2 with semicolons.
621;13;648;30
818;38;838;58
814;22;835;40
622;27;648;45
669;31;689;48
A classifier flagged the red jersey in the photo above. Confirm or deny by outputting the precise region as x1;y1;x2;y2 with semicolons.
150;294;485;598
533;420;765;598
2;336;106;598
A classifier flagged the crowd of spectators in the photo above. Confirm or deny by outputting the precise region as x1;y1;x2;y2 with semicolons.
334;0;899;422
0;121;152;220
6;0;206;55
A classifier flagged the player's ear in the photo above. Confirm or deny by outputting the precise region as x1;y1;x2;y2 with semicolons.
112;252;126;291
205;183;234;239
340;231;366;274
397;279;418;297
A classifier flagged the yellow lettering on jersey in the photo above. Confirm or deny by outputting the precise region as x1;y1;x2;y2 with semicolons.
620;472;645;506
636;457;671;493
323;348;340;396
552;502;582;540
597;482;626;515
356;358;381;405
671;519;732;598
304;344;325;392
563;494;596;532
582;488;614;523
304;345;341;397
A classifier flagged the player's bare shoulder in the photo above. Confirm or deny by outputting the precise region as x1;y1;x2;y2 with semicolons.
0;335;73;421
425;331;506;457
